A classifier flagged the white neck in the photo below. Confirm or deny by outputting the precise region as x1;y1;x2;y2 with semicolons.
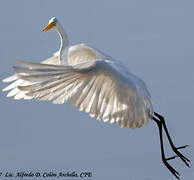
55;22;69;65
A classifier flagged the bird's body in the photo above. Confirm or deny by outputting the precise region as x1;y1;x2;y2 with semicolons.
2;17;189;179
3;47;153;129
3;17;153;129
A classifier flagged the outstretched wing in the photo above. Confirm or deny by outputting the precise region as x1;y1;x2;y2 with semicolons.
12;59;153;129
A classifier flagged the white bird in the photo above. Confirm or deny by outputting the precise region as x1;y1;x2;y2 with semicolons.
2;17;190;179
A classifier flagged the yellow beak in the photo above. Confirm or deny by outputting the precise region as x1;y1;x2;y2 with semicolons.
42;22;54;32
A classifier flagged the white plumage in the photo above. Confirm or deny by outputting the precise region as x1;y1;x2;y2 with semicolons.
3;18;191;179
2;17;153;129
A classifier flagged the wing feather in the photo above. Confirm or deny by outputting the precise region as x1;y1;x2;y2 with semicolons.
2;55;60;99
2;74;18;82
4;59;153;129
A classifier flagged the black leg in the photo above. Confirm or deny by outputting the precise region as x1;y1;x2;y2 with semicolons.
154;112;190;167
153;116;180;179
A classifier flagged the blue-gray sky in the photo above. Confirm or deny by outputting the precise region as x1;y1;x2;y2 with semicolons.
0;0;193;179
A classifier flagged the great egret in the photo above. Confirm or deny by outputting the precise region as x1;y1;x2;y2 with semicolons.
2;17;190;179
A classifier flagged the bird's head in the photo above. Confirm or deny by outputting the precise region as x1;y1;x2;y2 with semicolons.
42;17;58;32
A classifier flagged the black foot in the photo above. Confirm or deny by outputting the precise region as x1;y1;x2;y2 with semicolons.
154;112;190;167
166;155;178;161
171;145;190;167
177;145;189;150
166;145;190;163
163;159;180;180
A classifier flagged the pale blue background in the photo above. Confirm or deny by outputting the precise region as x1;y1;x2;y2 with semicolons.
0;0;193;179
